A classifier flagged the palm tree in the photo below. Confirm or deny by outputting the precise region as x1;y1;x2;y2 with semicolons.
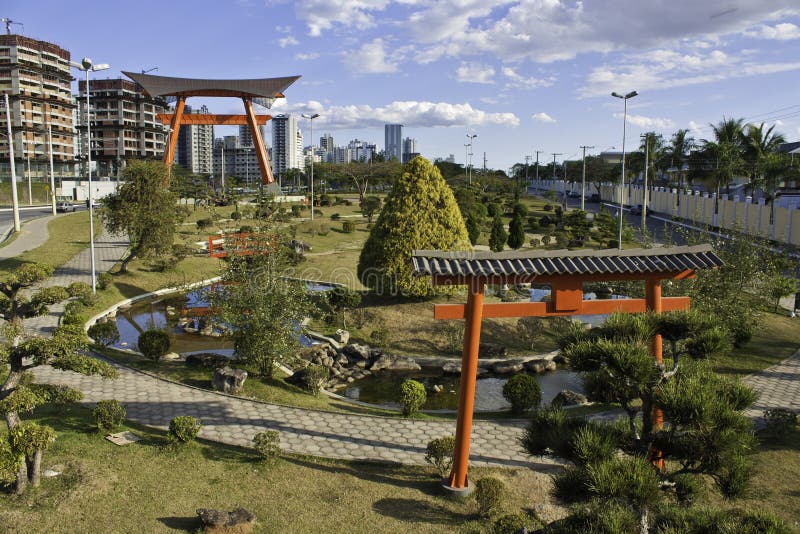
742;122;786;193
667;129;695;189
702;117;746;199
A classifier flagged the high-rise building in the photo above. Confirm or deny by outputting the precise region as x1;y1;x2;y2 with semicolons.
212;135;264;189
402;137;418;163
384;124;402;162
176;105;213;174
76;77;169;177
238;124;269;148
319;133;334;153
0;34;75;179
271;114;304;178
348;139;376;163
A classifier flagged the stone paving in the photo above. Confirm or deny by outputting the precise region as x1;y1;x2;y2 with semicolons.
744;349;800;423
0;214;55;261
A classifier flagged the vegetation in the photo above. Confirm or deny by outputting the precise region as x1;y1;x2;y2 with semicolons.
252;430;281;464
0;263;117;494
489;214;508;252
501;374;542;415
92;399;126;433
167;415;201;445
424;435;455;477
87;322;120;347
357;157;470;297
137;329;171;361
476;477;507;518
399;379;426;416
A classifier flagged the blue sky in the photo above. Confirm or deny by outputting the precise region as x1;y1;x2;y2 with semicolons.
7;0;800;171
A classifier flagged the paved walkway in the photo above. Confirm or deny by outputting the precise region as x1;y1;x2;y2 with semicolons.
0;214;56;260
5;217;799;468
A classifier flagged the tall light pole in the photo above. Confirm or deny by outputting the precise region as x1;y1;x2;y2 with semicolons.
611;90;638;250
301;113;319;221
640;133;649;232
71;57;110;294
534;149;542;185
466;132;477;184
3;93;20;232
524;155;531;191
579;145;594;211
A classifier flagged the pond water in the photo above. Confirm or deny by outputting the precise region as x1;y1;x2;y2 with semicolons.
343;368;583;412
112;282;333;355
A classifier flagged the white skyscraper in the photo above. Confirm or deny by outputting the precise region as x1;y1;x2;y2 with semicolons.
177;105;214;174
384;124;403;162
272;114;304;178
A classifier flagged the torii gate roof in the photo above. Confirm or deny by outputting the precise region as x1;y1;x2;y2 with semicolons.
122;71;301;99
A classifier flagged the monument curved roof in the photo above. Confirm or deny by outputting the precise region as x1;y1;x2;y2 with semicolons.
121;72;301;99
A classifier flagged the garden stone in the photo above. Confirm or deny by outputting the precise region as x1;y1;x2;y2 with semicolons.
334;329;350;344
186;353;228;369
162;352;181;361
212;367;248;394
524;359;548;374
370;353;421;372
491;360;524;374
443;361;461;374
552;390;589;407
552;354;569;365
196;507;256;534
342;343;371;363
479;343;507;358
544;361;557;372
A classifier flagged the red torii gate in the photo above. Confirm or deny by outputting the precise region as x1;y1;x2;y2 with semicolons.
122;72;301;184
411;244;723;494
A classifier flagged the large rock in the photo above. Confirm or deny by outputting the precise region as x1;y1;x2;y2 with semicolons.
491;360;524;374
551;390;589;407
185;353;228;369
342;343;371;363
369;353;421;372
212;367;248;394
196;507;256;533
524;359;549;374
479;343;507;358
334;329;350;344
442;361;489;375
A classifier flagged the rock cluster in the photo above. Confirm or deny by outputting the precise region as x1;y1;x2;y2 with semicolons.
212;366;248;394
298;343;421;391
196;507;255;533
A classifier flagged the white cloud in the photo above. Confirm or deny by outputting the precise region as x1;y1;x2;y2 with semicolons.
272;99;520;128
615;113;675;129
532;112;555;123
278;36;299;48
745;22;800;40
342;38;398;73
502;67;554;89
295;0;390;36
688;120;703;135
295;52;320;60
456;62;495;84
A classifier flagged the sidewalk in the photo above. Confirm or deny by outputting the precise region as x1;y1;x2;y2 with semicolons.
0;214;56;261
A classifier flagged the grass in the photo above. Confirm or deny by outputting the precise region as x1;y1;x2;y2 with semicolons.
712;312;800;376
0;404;560;533
0;212;103;274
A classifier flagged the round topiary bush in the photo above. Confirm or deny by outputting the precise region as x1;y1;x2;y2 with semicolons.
253;430;281;464
476;477;507;518
87;322;120;347
97;272;113;291
399;379;426;416
167;415;201;445
196;218;213;230
138;329;171;361
93;399;126;432
502;374;542;415
425;435;456;477
342;221;356;233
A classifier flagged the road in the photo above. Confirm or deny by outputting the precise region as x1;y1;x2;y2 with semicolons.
0;204;89;242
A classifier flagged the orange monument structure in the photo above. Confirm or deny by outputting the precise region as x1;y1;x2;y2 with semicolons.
411;244;723;494
123;72;300;184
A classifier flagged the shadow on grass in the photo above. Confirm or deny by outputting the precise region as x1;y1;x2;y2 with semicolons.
157;516;201;531
114;281;149;300
283;456;451;498
372;497;465;524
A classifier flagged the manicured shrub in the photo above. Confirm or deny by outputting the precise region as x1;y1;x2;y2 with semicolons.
673;473;705;505
291;205;302;217
138;329;171;361
196;218;213;230
62;312;88;326
493;513;532;534
231;210;242;220
87;322;120;346
167;415;201;445
93;399;126;432
97;272;113;290
475;477;507;518
342;221;355;233
295;364;328;396
543;204;553;212
502;374;542;414
399;379;426;416
253;430;281;463
424;435;455;477
0;439;21;485
763;408;797;436
369;327;388;347
239;225;254;234
331;213;341;220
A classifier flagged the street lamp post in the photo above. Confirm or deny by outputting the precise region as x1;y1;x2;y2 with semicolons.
611;90;638;250
71;57;110;294
466;133;477;184
301;113;319;221
579;145;594;211
3;93;20;232
47;122;56;215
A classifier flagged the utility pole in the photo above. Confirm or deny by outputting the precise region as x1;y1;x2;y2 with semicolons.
534;149;542;186
640;133;649;232
579;145;594;211
524;155;531;189
482;151;486;174
552;152;563;207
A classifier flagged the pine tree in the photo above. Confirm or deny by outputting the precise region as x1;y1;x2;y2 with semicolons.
357;157;471;297
507;213;525;249
489;214;508;252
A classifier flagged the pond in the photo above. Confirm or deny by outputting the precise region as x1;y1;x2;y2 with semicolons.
342;368;583;412
112;282;334;355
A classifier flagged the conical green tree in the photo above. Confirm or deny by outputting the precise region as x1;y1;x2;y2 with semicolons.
489;214;508;252
507;213;525;249
357;157;470;297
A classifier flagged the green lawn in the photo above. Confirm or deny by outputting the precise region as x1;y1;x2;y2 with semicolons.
712;313;800;376
0;404;557;533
